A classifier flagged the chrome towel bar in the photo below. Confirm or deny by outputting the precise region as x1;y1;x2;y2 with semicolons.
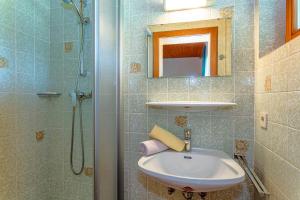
234;154;270;198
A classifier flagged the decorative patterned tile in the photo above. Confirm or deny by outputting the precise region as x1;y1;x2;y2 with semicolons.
130;62;142;73
235;140;249;156
0;56;8;68
264;75;272;92
35;130;45;142
174;116;188;128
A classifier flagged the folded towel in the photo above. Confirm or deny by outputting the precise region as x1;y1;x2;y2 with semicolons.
139;140;169;156
149;125;185;152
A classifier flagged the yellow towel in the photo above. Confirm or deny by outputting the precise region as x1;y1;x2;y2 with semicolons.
149;125;185;152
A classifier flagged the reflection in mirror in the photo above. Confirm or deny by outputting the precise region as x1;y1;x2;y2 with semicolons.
294;0;300;29
147;16;232;78
259;0;286;57
287;0;300;41
158;29;217;77
163;40;208;77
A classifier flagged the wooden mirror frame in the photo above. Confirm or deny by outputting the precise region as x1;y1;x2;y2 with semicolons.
286;0;300;41
153;27;218;78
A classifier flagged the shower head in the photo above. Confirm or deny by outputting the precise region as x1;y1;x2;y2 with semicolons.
62;0;89;24
62;0;72;3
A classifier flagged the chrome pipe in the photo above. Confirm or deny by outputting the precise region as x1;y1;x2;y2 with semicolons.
234;154;270;197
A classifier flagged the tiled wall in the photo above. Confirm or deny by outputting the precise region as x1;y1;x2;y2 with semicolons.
0;1;93;200
0;1;51;200
121;0;255;199
254;3;300;200
49;1;94;200
258;0;286;57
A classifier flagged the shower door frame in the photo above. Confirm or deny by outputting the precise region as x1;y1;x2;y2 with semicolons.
93;0;120;199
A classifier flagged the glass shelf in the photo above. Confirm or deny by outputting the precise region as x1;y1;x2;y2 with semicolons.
146;101;237;112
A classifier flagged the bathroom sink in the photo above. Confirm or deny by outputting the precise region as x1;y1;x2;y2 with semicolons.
138;148;245;192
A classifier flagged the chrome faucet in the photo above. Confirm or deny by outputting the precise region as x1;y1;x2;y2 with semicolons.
184;128;192;152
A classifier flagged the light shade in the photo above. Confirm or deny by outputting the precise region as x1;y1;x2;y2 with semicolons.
164;0;214;11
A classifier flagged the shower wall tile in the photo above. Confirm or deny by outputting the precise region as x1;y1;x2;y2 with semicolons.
35;39;50;60
16;32;34;54
121;0;255;199
16;12;34;37
51;25;64;42
51;8;64;27
16;51;34;74
64;23;80;41
0;47;15;92
35;19;51;42
17;1;34;14
0;93;16;115
0;25;15;50
0;2;15;28
49;1;94;199
63;58;78;76
63;9;80;25
50;42;64;60
1;0;93;200
15;72;35;93
51;0;62;9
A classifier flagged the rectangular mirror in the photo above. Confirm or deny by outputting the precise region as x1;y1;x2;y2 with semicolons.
147;16;232;78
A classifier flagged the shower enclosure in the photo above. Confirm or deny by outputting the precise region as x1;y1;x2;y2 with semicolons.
0;0;118;200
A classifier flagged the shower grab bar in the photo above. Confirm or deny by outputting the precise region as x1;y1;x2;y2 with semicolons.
37;92;62;97
234;154;270;198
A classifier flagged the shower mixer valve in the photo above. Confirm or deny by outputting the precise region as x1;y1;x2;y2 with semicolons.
70;90;92;106
77;91;92;101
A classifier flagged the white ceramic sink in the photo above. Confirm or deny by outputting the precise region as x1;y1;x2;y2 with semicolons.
138;148;245;192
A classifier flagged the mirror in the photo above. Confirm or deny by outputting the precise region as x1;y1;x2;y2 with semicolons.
155;28;218;77
259;0;286;57
147;16;232;78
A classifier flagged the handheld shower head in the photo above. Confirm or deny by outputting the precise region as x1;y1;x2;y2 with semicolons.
62;0;89;24
62;0;73;4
